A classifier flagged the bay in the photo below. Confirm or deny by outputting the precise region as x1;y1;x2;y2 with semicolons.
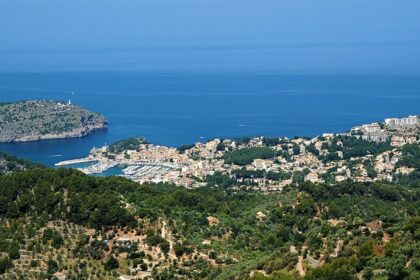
0;72;419;166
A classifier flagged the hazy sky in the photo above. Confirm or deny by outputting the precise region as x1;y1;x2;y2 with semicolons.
1;0;420;73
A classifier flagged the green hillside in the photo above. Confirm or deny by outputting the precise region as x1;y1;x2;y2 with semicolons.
0;100;107;143
0;159;418;279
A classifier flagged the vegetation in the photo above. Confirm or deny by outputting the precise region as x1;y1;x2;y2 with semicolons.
394;144;420;186
224;147;275;165
396;144;419;170
0;152;41;175
0;156;417;279
262;137;283;147
0;137;419;279
177;143;196;153
320;136;392;161
0;100;107;143
108;137;147;153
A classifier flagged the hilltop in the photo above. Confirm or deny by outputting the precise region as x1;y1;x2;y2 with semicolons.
0;100;107;143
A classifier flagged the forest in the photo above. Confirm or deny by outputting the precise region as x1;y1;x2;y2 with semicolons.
0;152;418;279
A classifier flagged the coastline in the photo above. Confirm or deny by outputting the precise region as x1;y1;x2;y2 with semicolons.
1;125;108;144
1;73;419;167
55;115;419;189
0;100;108;143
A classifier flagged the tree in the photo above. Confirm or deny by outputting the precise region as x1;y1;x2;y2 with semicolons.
52;233;64;249
8;242;20;260
174;243;185;257
320;224;330;237
47;259;59;275
0;257;12;274
224;147;275;165
104;256;119;271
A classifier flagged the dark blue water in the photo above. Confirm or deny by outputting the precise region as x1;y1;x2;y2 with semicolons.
0;72;419;166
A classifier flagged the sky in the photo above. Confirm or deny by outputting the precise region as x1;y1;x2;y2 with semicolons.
1;0;420;73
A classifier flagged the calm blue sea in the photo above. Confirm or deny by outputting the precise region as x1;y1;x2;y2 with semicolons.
0;72;419;166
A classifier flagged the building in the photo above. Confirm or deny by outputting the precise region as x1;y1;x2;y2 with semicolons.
385;115;418;127
361;132;389;142
362;123;381;133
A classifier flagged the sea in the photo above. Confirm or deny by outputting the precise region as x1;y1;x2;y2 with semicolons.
0;72;419;166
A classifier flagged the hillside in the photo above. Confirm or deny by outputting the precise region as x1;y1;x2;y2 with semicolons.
0;153;40;175
0;161;418;279
0;116;419;279
0;100;107;143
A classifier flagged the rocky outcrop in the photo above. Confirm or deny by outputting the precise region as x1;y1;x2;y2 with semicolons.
0;100;107;143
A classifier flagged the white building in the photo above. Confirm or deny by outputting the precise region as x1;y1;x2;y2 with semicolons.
362;123;381;133
385;115;418;127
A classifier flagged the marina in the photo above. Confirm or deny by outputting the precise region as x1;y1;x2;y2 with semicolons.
55;148;181;182
78;161;119;174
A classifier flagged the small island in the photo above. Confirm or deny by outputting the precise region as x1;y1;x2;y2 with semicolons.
0;100;107;143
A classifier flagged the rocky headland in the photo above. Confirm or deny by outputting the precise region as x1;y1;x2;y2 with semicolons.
0;100;107;143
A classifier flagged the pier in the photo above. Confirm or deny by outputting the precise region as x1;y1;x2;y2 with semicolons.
54;158;96;167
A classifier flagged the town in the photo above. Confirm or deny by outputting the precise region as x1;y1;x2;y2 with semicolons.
56;115;419;191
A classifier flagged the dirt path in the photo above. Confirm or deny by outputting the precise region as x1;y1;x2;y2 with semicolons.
330;240;343;258
296;256;305;276
161;220;177;260
250;270;269;278
382;232;391;243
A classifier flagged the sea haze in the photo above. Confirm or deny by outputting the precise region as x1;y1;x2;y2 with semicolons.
0;72;419;166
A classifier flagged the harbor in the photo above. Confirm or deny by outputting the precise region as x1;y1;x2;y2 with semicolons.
55;146;182;183
53;114;419;189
